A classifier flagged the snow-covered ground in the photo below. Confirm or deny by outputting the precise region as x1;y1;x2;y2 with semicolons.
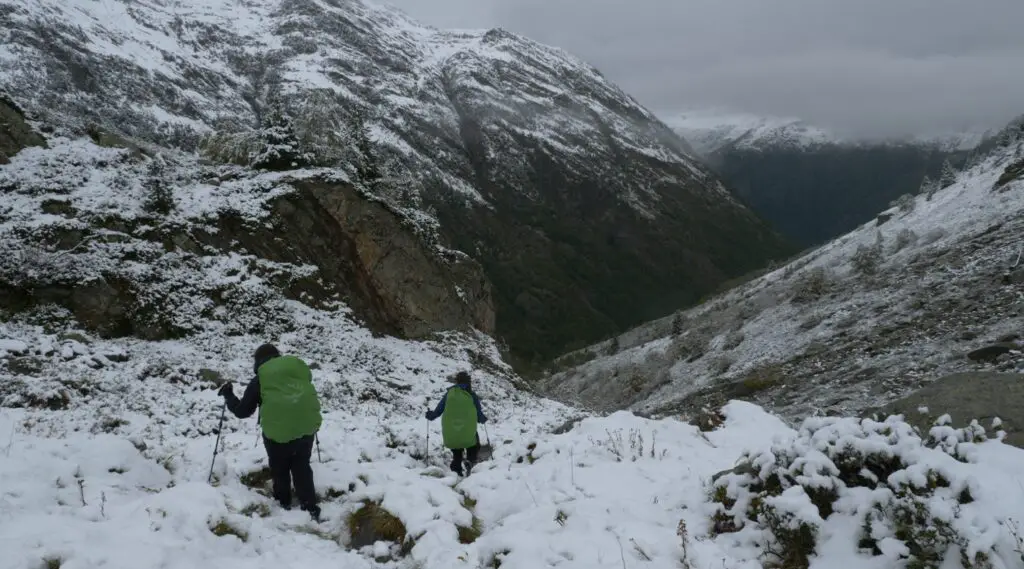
6;322;1024;569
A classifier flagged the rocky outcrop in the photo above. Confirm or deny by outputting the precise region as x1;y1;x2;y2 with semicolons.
867;372;1024;448
206;178;495;338
0;94;46;163
0;170;493;344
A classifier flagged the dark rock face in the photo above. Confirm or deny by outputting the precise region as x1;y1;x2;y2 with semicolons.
0;94;47;162
868;372;1024;448
0;170;494;343
258;179;495;338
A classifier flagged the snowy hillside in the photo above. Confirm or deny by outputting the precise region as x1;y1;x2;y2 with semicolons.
0;0;791;362
542;120;1024;421
7;312;1024;569
666;109;989;155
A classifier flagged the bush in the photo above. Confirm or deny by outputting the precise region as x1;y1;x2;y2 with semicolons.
142;155;174;215
347;500;410;551
739;363;784;393
707;414;997;569
891;193;916;214
690;406;726;432
791;267;832;304
851;236;884;276
892;228;918;253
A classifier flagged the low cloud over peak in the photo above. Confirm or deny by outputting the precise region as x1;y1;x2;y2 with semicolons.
383;0;1024;138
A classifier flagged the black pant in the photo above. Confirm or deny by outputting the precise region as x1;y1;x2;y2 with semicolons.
450;434;480;474
263;433;317;511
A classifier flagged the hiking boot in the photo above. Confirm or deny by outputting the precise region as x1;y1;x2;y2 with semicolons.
301;503;321;522
464;460;474;476
450;459;464;476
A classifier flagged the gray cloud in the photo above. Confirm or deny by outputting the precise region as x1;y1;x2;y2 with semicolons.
383;0;1024;139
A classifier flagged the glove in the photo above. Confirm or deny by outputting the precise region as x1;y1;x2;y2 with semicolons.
217;382;233;398
424;410;433;420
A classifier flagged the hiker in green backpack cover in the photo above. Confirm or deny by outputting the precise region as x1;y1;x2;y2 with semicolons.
218;343;323;520
425;371;488;476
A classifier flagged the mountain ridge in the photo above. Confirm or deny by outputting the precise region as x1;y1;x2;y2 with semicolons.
0;0;792;365
665;108;993;156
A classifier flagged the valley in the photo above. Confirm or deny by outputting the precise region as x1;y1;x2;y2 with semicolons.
1;1;1024;568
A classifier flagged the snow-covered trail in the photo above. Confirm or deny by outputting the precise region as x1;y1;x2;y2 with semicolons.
0;396;793;569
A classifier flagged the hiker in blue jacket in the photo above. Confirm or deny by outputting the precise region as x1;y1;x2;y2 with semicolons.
426;371;487;475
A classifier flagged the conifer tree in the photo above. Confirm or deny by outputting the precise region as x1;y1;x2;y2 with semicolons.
250;97;309;171
938;158;957;189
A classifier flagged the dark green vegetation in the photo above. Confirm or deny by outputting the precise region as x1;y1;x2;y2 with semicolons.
426;136;794;368
704;143;970;247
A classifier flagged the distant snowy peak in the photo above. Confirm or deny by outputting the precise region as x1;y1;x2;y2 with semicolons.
664;109;991;155
664;110;834;154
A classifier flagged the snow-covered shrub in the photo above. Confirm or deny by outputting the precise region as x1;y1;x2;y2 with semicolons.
891;193;916;214
589;428;663;462
142;155;174;215
689;406;726;432
791;266;832;304
851;235;885;276
723;329;745;351
707;414;1000;569
739;363;784;393
892;228;919;253
920;227;948;246
199;127;264;167
708;354;734;376
669;328;711;362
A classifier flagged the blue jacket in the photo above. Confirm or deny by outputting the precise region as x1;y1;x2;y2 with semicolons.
426;384;487;423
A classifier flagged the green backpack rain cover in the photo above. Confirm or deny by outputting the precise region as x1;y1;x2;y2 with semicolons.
258;355;322;443
441;387;478;449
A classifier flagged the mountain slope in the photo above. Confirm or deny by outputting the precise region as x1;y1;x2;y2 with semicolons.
0;0;792;364
665;110;988;247
541;117;1024;421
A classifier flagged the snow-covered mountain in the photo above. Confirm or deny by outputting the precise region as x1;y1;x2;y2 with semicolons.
665;108;990;156
5;3;1024;568
662;109;992;247
0;0;791;364
541;116;1024;422
664;110;834;155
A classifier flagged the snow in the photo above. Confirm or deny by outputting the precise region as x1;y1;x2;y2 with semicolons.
7;329;1024;569
0;0;724;224
663;107;995;155
663;108;834;154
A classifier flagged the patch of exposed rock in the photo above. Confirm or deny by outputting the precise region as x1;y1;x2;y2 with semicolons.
0;94;46;163
865;372;1024;448
0;137;493;343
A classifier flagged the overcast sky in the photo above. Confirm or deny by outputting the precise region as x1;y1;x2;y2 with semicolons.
383;0;1024;139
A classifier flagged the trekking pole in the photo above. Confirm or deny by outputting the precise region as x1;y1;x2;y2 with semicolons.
484;423;491;446
315;433;322;463
424;399;431;462
208;401;227;484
